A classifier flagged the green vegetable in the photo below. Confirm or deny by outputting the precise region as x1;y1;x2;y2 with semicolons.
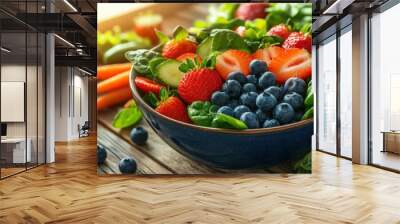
125;49;160;75
103;41;151;65
293;152;311;173
302;107;313;120
188;101;219;127
304;92;313;109
112;104;143;129
265;3;312;31
197;37;213;59
156;60;185;87
210;29;249;52
211;114;248;130
143;92;159;108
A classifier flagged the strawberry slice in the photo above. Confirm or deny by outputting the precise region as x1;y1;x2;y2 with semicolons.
215;50;252;80
135;76;165;94
162;39;197;59
252;46;285;65
268;48;311;84
176;53;202;63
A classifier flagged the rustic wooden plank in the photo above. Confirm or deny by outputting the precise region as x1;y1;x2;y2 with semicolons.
98;108;221;174
97;123;173;175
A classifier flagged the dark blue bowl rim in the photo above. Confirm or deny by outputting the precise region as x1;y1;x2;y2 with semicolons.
129;67;313;135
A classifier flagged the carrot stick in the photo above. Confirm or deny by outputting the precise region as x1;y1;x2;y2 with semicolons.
97;70;130;94
97;63;131;81
97;87;132;111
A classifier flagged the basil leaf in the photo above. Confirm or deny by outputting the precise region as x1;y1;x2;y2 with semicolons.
211;113;248;130
112;106;143;129
210;29;249;52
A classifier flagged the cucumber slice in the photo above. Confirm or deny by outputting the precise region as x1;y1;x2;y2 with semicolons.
197;37;212;59
156;60;184;87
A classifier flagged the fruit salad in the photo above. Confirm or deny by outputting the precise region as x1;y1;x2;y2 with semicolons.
126;3;313;130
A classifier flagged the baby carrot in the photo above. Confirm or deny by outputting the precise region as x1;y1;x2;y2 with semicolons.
97;87;132;111
97;70;130;94
97;63;131;81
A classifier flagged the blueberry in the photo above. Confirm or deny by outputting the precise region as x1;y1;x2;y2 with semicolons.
233;105;251;119
258;72;276;90
242;83;257;93
273;103;295;124
227;99;239;109
240;112;260;129
283;77;306;96
227;71;247;84
264;86;282;100
247;75;257;85
130;127;148;146
239;92;258;109
217;106;235;117
256;92;277;112
119;157;137;174
256;109;270;124
283;92;304;111
222;80;241;98
97;145;107;164
263;119;280;128
211;91;229;106
249;59;267;76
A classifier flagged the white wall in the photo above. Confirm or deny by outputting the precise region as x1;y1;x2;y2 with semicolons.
54;67;89;141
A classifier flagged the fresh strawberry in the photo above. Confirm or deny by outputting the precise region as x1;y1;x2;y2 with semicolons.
176;53;202;63
268;48;312;84
135;76;164;94
162;39;197;59
267;24;290;40
235;3;268;20
156;96;190;123
282;32;312;52
215;50;252;79
178;68;222;104
252;46;285;65
235;26;246;37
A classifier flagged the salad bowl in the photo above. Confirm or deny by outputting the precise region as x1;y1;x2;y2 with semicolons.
129;68;313;170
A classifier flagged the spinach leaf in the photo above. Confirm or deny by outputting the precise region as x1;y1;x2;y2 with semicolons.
210;29;249;52
211;113;248;130
112;105;143;129
125;49;160;75
292;152;311;173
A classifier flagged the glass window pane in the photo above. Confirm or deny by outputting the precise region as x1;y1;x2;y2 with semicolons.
371;4;400;171
317;36;337;154
339;28;352;158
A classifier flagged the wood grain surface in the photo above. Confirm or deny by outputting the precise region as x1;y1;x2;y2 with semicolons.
1;135;400;223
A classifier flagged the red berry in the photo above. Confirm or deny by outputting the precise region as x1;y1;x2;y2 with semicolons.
155;96;190;123
178;68;222;104
235;3;268;20
282;32;312;53
268;48;312;84
215;50;253;80
267;24;290;40
162;39;197;59
252;46;285;65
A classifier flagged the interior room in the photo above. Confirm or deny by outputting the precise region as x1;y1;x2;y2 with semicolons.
0;0;400;223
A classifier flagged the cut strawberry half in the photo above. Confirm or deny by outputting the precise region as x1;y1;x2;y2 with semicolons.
268;48;311;84
252;46;285;65
215;50;252;80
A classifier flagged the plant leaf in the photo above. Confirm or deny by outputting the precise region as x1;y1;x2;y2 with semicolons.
156;30;170;44
112;106;143;129
143;92;159;108
173;26;189;41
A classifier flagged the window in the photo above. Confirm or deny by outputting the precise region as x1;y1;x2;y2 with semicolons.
370;3;400;171
317;35;337;154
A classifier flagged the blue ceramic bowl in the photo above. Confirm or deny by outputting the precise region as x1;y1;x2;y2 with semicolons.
129;69;313;170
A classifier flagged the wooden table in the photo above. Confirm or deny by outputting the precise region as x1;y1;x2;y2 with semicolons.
98;108;295;175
